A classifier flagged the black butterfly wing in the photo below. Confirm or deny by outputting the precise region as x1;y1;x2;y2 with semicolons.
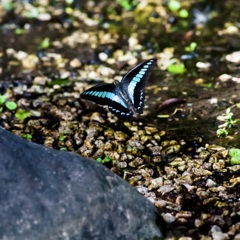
81;83;116;106
109;100;133;119
81;83;133;119
121;58;156;113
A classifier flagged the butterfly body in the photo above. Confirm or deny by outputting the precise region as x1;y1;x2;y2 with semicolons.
81;58;156;119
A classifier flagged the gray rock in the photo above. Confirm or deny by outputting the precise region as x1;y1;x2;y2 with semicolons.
0;128;165;240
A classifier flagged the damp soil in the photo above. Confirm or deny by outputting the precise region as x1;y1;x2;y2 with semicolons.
0;1;240;239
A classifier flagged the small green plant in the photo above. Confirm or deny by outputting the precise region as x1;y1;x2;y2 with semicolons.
59;135;66;141
229;148;240;165
15;28;26;35
40;38;50;49
5;101;17;110
168;0;189;18
15;109;31;120
200;83;213;89
168;0;181;12
179;9;189;18
185;42;197;52
96;156;112;163
0;95;17;112
118;0;138;10
167;61;186;74
21;133;33;140
0;95;6;105
216;107;240;137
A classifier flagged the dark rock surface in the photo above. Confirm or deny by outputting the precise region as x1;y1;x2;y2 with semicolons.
0;127;165;240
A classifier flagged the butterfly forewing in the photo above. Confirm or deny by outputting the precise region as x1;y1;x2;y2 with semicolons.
121;58;156;113
80;84;116;106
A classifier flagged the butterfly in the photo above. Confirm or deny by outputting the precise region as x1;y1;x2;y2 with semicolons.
81;58;156;119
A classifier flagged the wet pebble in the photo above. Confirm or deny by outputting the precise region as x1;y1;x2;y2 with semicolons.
148;177;163;190
210;225;229;240
162;213;176;223
114;131;128;141
129;157;144;168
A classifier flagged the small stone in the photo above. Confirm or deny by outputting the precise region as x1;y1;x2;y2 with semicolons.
169;157;186;167
103;142;113;151
176;211;192;218
140;135;152;143
90;112;105;123
117;161;127;169
192;168;212;176
157;185;175;195
85;128;98;138
144;126;158;135
226;51;240;63
148;177;163;190
129;157;144;168
136;186;148;195
182;183;195;192
114;131;128;141
33;76;48;85
218;74;232;82
212;160;225;170
22;54;39;70
98;52;108;61
70;58;82;68
104;129;115;138
210;225;229;240
84;138;95;149
206;179;217;187
161;144;181;154
196;61;211;69
162;213;176;223
195;219;204;228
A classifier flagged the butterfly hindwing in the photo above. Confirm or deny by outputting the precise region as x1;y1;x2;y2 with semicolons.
109;101;133;119
121;58;156;113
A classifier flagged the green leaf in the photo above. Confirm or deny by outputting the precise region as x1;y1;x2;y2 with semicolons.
96;157;102;163
40;38;50;49
179;9;189;18
0;95;6;104
5;101;17;110
103;156;111;162
167;62;186;74
118;0;137;10
200;83;213;88
21;133;32;140
59;135;66;141
15;28;26;35
15;109;31;120
216;128;228;136
168;0;181;12
229;148;240;165
185;42;197;52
